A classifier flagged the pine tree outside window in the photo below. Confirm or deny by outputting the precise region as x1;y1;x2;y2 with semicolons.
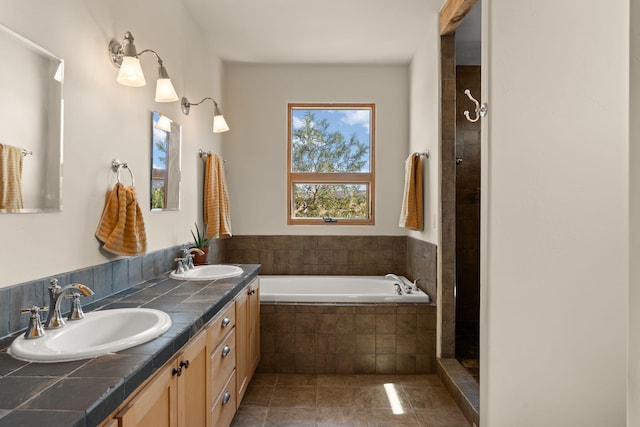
287;103;375;225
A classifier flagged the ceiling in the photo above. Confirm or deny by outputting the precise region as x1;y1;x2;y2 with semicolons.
181;0;446;64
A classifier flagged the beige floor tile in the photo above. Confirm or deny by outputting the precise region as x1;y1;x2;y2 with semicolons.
414;408;471;426
316;406;368;427
250;373;278;386
366;408;420;426
265;407;316;427
317;373;360;387
270;386;317;408
317;386;360;407
404;387;459;410
242;385;274;407
230;405;268;427
276;373;318;387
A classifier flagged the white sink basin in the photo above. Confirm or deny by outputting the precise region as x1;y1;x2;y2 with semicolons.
170;264;243;281
8;308;172;363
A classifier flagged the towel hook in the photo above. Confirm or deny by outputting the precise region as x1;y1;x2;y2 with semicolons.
111;158;135;186
463;89;487;123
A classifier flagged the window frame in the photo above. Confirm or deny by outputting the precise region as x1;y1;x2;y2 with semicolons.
287;103;376;225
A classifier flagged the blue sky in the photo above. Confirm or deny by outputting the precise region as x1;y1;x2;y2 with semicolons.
291;108;371;148
291;107;372;172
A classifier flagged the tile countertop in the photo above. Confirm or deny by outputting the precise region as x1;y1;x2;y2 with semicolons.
0;264;261;427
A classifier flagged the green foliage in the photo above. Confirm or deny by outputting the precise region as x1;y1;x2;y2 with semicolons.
292;112;369;219
190;222;211;248
291;112;368;174
151;187;165;209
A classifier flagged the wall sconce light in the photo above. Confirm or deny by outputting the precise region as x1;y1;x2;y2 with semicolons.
108;32;179;103
155;114;173;132
181;96;230;133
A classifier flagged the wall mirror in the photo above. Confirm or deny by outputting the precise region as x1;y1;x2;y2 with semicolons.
0;24;63;213
151;111;181;211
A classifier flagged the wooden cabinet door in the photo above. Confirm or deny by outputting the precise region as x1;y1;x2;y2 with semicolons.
248;279;261;375
235;287;249;404
116;360;178;427
177;330;208;427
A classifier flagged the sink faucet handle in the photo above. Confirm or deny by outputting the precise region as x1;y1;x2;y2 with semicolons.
20;305;49;339
174;257;186;274
65;293;87;320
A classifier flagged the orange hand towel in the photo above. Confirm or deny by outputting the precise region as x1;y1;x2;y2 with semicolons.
96;183;147;256
399;153;424;230
204;153;232;239
0;144;24;211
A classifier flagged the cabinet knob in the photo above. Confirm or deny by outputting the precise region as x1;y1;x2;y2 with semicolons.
221;391;232;405
221;345;231;357
172;367;182;377
179;360;190;370
221;317;231;328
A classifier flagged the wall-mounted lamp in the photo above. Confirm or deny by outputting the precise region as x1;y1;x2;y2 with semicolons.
181;96;230;133
108;32;179;103
155;114;173;132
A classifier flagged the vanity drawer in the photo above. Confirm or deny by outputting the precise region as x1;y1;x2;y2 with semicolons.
211;370;237;427
210;330;236;400
208;301;235;349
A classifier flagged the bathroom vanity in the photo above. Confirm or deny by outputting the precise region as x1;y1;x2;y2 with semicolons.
106;277;260;427
0;264;260;427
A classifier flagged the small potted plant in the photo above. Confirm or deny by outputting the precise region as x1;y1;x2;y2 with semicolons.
190;222;211;265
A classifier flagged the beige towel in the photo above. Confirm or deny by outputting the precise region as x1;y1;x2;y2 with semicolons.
0;144;24;210
96;183;147;256
204;153;232;239
399;153;423;230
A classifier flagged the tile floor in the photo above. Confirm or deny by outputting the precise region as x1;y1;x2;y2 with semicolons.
231;373;471;427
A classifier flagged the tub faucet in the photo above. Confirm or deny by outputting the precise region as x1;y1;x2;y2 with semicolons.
44;278;94;329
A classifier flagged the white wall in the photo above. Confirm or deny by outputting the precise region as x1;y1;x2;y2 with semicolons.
0;0;224;287
481;0;629;425
629;1;640;424
223;63;410;236
408;12;441;246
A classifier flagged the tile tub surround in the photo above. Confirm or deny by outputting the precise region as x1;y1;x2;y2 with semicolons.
259;302;437;375
225;235;437;300
0;264;260;427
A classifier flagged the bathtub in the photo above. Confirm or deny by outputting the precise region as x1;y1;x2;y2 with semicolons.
259;275;430;303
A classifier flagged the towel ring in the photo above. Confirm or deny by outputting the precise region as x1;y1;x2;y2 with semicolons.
111;159;135;186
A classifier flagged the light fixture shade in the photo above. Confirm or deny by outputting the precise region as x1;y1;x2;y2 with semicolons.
117;56;146;87
213;114;230;133
155;78;179;102
155;114;172;132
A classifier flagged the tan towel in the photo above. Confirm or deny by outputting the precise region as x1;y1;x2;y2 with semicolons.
95;183;147;256
399;153;423;230
0;144;24;210
204;153;232;239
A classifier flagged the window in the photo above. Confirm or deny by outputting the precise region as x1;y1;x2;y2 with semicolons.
287;103;375;225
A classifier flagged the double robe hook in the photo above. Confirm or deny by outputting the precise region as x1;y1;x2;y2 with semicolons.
463;89;488;123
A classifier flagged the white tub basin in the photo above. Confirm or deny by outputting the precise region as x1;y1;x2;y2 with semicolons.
170;264;243;281
9;308;172;363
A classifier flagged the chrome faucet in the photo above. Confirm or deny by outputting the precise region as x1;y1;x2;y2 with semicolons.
44;278;94;329
385;273;416;294
21;305;48;339
174;257;187;274
182;247;204;269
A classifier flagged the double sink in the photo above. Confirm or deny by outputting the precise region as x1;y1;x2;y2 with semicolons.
8;265;244;363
